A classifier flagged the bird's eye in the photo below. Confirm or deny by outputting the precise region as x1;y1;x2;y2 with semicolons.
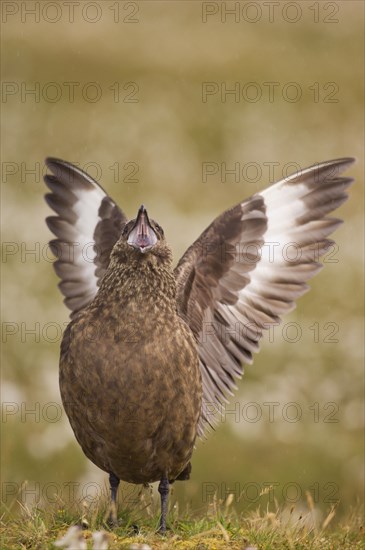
155;223;164;236
122;224;130;236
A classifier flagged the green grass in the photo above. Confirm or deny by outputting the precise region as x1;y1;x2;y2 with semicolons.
1;491;363;549
1;3;364;549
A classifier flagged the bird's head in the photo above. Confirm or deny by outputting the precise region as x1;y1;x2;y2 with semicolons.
112;205;172;266
125;205;159;253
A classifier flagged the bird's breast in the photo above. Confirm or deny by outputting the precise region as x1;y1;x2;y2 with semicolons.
59;306;202;482
60;305;202;425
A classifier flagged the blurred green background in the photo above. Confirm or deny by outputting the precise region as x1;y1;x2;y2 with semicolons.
1;0;364;524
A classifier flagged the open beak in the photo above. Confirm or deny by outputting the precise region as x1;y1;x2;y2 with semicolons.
127;205;158;253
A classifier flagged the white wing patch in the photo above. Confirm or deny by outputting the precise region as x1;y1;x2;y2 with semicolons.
193;158;355;435
45;158;127;316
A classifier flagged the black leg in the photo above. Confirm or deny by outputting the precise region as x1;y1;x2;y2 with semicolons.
108;472;120;526
158;475;169;534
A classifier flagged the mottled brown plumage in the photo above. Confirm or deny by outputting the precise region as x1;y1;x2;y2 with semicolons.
44;156;355;531
60;227;201;486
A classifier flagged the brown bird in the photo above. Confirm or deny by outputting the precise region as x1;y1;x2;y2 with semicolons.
44;156;354;532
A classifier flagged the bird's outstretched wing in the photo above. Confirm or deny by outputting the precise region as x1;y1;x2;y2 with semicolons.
44;158;127;317
174;158;355;436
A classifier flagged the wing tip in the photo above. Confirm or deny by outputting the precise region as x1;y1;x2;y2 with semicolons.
45;156;71;167
310;157;356;172
45;215;58;232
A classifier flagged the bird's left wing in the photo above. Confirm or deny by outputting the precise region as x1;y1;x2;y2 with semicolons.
44;158;127;317
174;158;355;436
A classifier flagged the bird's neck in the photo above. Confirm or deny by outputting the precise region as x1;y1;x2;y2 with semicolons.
95;259;177;314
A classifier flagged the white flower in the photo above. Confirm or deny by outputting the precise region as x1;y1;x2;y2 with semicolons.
92;531;109;550
54;526;87;550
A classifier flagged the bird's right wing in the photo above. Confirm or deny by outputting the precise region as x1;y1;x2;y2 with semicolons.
174;158;355;436
44;158;127;317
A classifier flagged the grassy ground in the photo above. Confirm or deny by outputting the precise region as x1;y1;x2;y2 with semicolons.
2;3;364;549
1;493;364;549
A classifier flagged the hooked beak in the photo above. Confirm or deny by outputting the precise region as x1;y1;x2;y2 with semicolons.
127;205;158;253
